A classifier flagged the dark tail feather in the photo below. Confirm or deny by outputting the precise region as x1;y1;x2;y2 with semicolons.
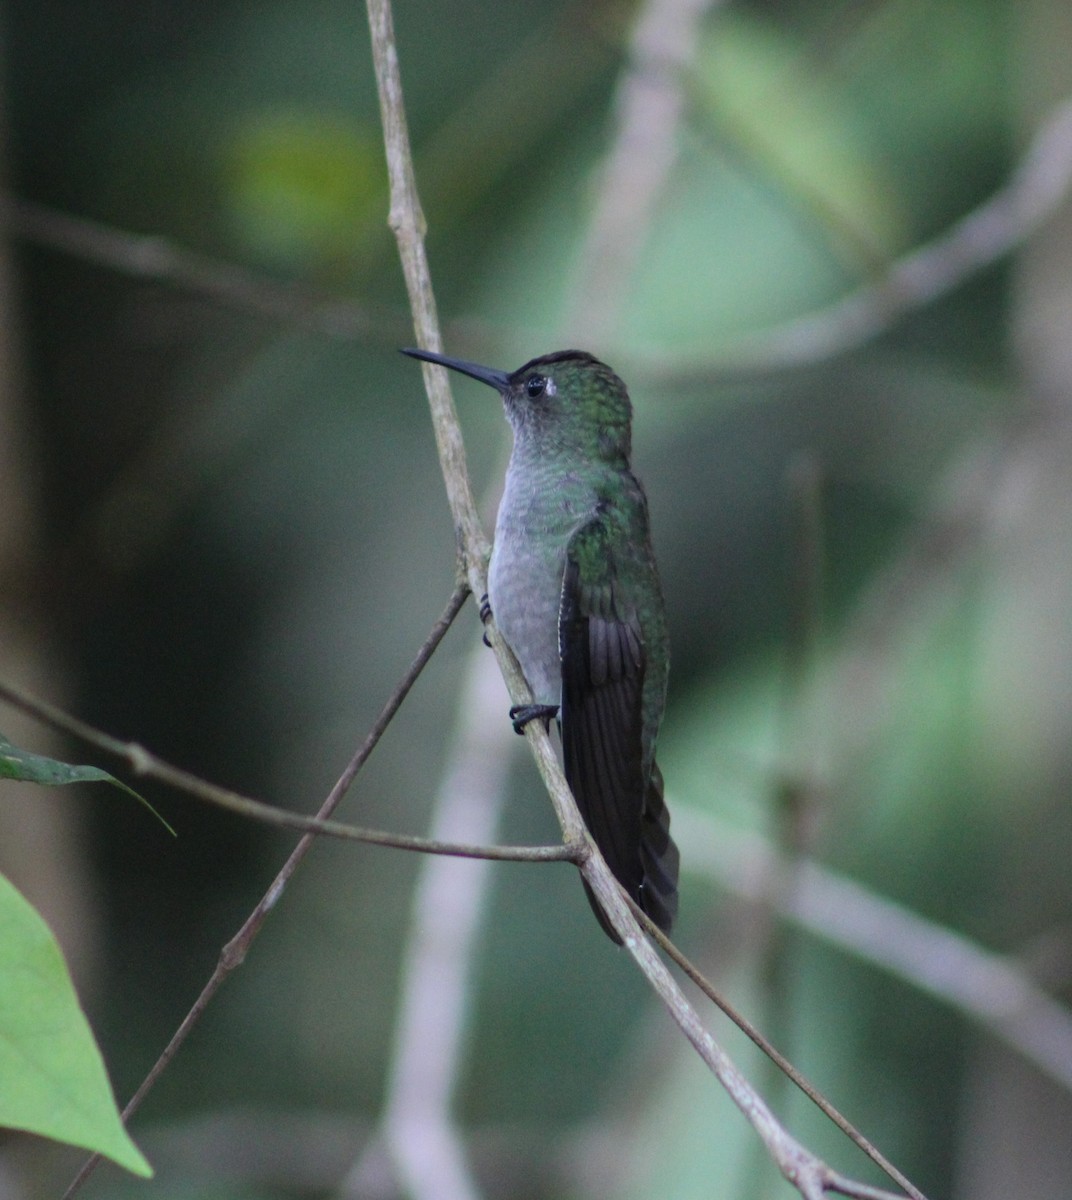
637;762;679;934
581;762;679;943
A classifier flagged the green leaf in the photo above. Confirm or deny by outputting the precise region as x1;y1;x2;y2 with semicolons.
0;733;174;835
0;873;152;1176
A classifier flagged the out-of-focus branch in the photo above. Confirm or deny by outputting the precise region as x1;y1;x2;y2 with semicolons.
363;6;571;1198
576;845;913;1200
349;0;722;1187
568;0;724;344
0;193;406;343
379;650;513;1200
9;93;1072;382
632;897;922;1199
366;3;922;1198
652;93;1072;377
343;649;517;1200
676;808;1072;1095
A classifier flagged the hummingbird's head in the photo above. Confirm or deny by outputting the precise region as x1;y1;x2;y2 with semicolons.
401;347;633;463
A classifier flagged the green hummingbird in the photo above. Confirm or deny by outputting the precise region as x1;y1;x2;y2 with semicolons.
403;347;679;941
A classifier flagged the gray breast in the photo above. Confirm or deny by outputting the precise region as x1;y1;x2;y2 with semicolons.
488;470;591;707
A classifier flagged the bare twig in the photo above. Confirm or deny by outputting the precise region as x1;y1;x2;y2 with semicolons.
344;650;518;1200
365;0;587;853
58;583;479;1198
0;672;573;865
676;808;1072;1096
365;3;921;1197
361;13;577;1196
568;0;724;343
630;897;924;1200
0;193;404;343
578;853;910;1200
648;93;1072;376
9;93;1072;384
365;0;487;577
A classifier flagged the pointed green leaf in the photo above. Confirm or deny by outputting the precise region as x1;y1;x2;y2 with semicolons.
0;733;174;834
0;873;151;1175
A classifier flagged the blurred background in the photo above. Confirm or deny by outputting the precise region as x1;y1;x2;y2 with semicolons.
1;0;1071;1197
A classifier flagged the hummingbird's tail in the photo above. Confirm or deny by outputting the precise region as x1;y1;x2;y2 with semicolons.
637;762;679;934
581;761;679;943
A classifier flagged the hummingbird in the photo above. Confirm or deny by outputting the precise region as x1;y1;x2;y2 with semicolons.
402;347;679;942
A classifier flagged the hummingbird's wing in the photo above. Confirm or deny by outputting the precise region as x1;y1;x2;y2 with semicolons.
559;517;661;941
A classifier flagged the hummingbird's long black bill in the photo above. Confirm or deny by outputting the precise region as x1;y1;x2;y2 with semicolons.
401;347;511;393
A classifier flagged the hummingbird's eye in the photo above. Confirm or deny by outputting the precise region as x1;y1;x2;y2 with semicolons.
525;374;548;399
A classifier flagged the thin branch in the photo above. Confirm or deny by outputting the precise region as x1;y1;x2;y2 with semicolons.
646;92;1072;377
366;4;922;1197
361;14;575;1197
568;0;725;343
9;93;1072;384
576;853;911;1200
344;649;519;1200
58;583;475;1198
0;673;573;865
629;897;923;1200
366;0;586;849
0;193;405;343
365;0;488;576
676;808;1072;1096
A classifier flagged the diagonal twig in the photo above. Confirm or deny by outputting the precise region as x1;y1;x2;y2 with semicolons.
0;193;404;344
57;582;477;1197
629;896;923;1200
567;0;725;344
651;93;1072;376
8;93;1072;383
677;808;1072;1096
365;3;923;1198
342;648;518;1200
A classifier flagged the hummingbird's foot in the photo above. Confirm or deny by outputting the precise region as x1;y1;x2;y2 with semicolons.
509;703;559;735
479;593;493;647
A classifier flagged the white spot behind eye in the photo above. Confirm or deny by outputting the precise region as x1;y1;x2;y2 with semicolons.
545;378;557;397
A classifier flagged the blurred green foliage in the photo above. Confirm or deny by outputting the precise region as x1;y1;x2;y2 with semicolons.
2;0;1070;1198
